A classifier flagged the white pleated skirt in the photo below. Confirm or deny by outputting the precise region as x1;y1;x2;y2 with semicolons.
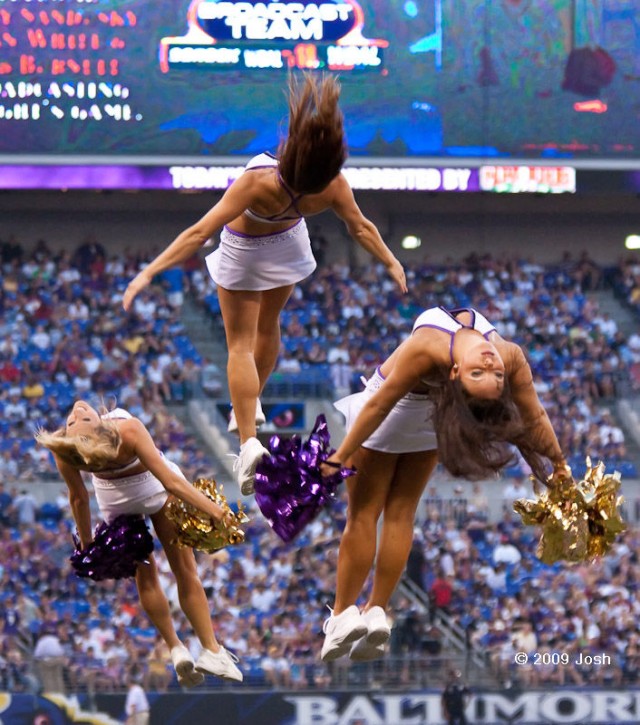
334;370;438;454
92;459;186;523
205;219;317;291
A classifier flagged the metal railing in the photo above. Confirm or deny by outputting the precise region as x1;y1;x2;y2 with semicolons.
400;577;488;673
17;652;473;696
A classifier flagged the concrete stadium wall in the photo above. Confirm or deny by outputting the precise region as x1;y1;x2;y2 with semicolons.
1;190;639;265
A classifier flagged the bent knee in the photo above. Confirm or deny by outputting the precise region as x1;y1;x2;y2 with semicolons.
166;548;199;576
171;559;201;587
345;512;380;538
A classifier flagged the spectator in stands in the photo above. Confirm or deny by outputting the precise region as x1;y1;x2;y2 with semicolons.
502;475;529;516
163;360;186;402
0;354;20;384
124;669;150;725
181;358;201;400
493;535;522;566
250;580;281;613
31;324;51;352
261;643;292;689
430;570;454;622
2;594;21;638
626;330;640;363
22;375;45;401
303;341;329;365
327;341;350;365
5;389;27;421
277;348;302;374
0;483;13;526
467;482;489;522
598;410;625;454
36;400;243;685
12;489;38;528
72;362;93;396
330;355;354;399
510;622;538;688
145;358;168;403
406;536;426;591
490;631;517;688
122;74;406;496
594;311;618;341
144;638;172;692
513;619;537;654
623;639;640;684
200;358;223;397
159;267;185;309
320;306;568;663
0;647;35;694
33;626;67;694
66;297;89;322
441;668;470;725
72;237;105;275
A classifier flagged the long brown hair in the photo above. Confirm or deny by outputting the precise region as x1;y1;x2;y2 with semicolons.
432;378;550;483
278;73;347;194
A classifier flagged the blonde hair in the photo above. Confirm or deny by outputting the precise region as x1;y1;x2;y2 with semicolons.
36;420;121;470
278;73;347;194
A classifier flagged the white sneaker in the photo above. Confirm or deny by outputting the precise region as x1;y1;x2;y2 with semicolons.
349;637;386;661
233;437;269;495
227;400;266;433
320;605;368;662
349;606;391;662
195;646;243;682
170;644;205;688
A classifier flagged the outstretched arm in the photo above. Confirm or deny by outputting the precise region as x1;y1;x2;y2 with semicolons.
327;338;434;468
125;418;227;522
122;173;257;311
55;457;93;548
508;344;568;479
330;174;407;293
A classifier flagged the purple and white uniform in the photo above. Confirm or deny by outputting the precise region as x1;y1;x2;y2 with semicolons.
91;408;185;523
412;306;496;355
205;152;317;291
334;307;496;454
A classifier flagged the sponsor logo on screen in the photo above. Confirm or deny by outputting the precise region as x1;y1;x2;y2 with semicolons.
480;165;576;193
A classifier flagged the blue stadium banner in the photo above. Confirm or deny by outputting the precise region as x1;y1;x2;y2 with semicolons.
5;689;640;724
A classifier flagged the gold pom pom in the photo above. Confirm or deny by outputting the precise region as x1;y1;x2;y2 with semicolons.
513;458;626;565
165;478;250;554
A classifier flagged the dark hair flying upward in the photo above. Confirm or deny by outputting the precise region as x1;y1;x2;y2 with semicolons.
278;73;347;195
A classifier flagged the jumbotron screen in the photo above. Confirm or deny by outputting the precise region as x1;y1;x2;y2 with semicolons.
0;0;638;163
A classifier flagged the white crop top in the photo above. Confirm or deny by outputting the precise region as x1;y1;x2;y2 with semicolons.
412;307;496;365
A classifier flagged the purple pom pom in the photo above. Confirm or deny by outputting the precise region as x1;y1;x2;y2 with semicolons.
70;515;154;581
254;414;354;542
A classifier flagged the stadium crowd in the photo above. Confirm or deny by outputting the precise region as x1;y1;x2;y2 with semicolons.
0;237;214;484
1;236;640;694
1;486;640;694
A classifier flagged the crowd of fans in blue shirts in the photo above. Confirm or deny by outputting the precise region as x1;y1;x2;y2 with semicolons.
1;237;640;694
